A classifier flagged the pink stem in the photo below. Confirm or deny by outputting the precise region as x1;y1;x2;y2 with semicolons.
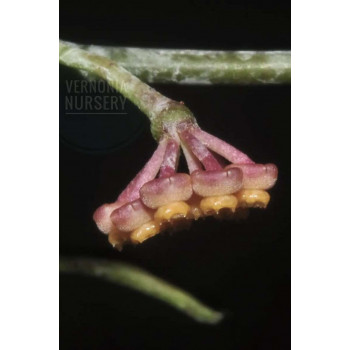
191;128;255;164
179;129;222;171
159;139;180;178
181;141;202;173
117;138;167;203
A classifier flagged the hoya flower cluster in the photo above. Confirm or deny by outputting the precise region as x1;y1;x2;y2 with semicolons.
93;120;277;250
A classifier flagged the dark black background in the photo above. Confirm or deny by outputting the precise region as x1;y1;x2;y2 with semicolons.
60;1;290;349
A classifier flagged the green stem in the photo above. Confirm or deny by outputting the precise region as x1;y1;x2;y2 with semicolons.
60;40;195;140
69;41;291;85
60;257;223;324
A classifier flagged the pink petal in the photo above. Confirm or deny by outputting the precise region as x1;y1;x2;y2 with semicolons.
191;168;243;197
110;199;154;232
140;173;193;209
226;163;278;189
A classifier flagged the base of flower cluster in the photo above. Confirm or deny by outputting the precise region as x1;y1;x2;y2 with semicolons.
108;189;270;250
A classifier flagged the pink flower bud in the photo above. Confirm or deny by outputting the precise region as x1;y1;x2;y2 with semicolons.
191;168;243;197
226;163;278;189
93;202;123;235
140;174;193;209
110;199;154;232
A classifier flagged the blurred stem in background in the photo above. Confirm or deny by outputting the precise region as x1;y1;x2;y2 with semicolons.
60;258;223;324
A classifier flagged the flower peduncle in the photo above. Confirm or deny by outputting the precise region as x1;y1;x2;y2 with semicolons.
117;138;167;203
159;139;180;178
178;128;222;171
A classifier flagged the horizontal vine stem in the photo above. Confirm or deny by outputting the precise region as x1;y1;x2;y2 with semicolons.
60;257;224;324
74;42;290;85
